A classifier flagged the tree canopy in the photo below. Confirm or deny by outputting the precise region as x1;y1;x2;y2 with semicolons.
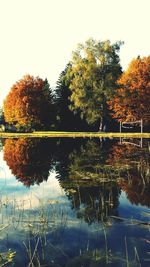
54;64;88;131
3;75;53;131
108;56;150;125
2;42;150;132
0;108;4;122
66;38;122;126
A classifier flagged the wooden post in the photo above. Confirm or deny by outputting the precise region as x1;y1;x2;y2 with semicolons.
120;122;122;133
119;122;122;144
141;119;143;133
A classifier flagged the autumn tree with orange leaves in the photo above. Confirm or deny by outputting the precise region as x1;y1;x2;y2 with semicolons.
108;56;150;126
3;75;53;131
4;138;55;186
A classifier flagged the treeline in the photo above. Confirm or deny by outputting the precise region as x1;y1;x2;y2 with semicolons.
1;38;150;132
2;137;150;209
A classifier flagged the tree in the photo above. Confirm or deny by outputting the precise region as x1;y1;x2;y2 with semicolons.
0;107;4;122
66;38;122;130
108;56;150;125
3;75;53;131
54;64;88;131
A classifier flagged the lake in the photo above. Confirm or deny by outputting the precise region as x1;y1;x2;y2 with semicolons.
0;137;149;267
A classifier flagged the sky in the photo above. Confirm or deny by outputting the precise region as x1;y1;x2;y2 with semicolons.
0;0;149;106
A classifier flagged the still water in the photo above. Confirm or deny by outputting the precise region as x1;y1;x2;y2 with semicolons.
0;137;149;267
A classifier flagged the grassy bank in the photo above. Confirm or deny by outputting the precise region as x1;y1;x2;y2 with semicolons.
0;131;150;138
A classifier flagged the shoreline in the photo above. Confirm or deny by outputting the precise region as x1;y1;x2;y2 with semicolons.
0;131;150;138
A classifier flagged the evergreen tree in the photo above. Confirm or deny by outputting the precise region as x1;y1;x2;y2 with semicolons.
55;64;88;131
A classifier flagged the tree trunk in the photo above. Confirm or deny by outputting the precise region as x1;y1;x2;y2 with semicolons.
99;116;108;132
99;117;103;131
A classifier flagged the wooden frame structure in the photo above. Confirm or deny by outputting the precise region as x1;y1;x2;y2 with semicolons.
120;137;143;148
120;119;143;133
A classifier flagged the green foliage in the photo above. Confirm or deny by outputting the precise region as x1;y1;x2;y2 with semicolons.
67;38;123;125
0;107;4;121
54;64;88;131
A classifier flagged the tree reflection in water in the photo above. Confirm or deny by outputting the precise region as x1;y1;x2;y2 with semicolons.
4;138;55;186
56;138;150;222
3;137;150;220
108;140;150;207
56;139;121;223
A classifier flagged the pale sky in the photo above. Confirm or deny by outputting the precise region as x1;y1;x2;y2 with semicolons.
0;0;149;106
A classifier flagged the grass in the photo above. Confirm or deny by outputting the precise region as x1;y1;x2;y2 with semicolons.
0;131;150;138
0;189;148;266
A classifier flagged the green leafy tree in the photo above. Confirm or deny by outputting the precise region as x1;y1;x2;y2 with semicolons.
67;38;123;130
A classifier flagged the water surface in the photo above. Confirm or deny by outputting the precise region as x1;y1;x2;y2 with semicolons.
0;137;149;266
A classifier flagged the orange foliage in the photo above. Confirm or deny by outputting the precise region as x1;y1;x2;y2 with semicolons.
118;174;150;207
107;142;138;166
108;56;150;124
107;141;150;207
3;75;52;131
4;138;54;186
